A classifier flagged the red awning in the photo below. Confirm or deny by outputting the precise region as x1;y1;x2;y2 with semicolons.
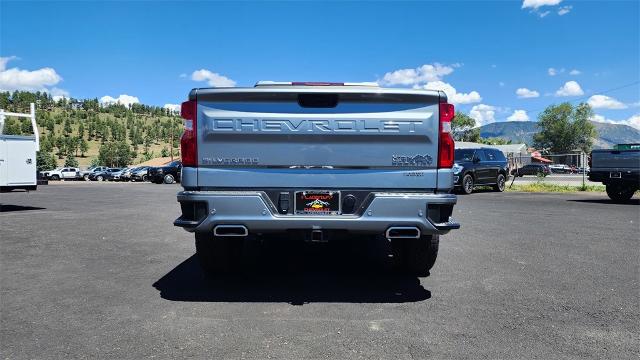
532;156;552;163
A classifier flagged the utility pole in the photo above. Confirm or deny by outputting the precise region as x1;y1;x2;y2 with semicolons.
170;119;174;161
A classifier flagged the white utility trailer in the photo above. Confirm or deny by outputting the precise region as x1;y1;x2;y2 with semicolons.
0;103;40;191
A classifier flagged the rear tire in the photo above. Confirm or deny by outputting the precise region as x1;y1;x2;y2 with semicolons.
462;174;474;194
606;184;636;203
163;174;175;184
50;175;60;181
195;233;243;276
493;173;506;192
391;235;439;277
97;175;104;181
83;174;89;181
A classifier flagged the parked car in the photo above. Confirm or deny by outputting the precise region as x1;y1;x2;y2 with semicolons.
109;168;129;181
42;167;81;181
129;166;150;182
118;167;137;182
453;148;509;194
88;168;122;181
549;164;575;174
589;148;639;202
518;163;551;176
148;161;181;184
80;166;109;181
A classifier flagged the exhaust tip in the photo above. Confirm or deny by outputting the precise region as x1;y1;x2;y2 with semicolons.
213;225;248;237
386;226;421;239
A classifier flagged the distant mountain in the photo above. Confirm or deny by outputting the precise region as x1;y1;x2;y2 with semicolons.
478;121;640;149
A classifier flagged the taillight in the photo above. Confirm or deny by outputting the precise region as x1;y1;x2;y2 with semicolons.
292;82;344;86
180;100;197;167
438;102;455;168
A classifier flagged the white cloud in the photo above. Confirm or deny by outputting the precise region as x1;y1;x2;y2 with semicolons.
587;95;627;110
380;63;455;86
179;73;187;78
507;110;530;122
0;56;64;93
569;69;581;75
380;63;481;105
469;104;496;126
591;114;640;130
191;69;236;87
516;88;540;98
557;5;572;15
50;88;69;102
626;115;640;130
555;81;584;97
548;67;566;76
522;0;562;9
163;103;180;113
99;94;140;108
0;56;17;71
538;11;551;18
421;81;482;105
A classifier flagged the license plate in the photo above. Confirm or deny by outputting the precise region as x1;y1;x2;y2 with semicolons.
610;172;622;178
295;191;340;215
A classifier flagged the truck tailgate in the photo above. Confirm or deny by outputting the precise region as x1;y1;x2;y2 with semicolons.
192;88;447;189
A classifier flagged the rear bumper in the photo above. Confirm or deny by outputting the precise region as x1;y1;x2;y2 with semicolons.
589;169;640;185
174;191;459;236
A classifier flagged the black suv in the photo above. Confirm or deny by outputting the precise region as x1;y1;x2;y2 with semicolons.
148;161;182;184
453;148;509;194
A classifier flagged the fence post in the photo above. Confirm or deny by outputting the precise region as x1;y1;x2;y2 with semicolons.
582;152;586;188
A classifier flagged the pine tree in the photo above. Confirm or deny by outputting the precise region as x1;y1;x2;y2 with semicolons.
79;138;89;157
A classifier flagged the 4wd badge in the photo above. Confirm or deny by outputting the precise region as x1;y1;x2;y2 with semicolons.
392;154;433;167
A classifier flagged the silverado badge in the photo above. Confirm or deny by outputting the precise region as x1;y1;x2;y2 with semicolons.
392;154;433;167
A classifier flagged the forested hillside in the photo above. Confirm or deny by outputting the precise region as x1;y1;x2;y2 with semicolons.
1;91;182;170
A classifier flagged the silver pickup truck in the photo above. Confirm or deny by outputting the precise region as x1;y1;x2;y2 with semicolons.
174;81;460;276
589;146;640;202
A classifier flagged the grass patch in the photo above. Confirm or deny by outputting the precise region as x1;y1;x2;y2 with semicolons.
507;182;606;193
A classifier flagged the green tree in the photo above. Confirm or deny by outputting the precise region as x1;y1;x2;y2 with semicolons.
452;112;481;142
533;103;596;154
479;137;512;145
2;118;22;135
54;136;65;159
64;154;79;168
98;141;132;167
142;151;155;161
63;118;72;136
160;146;169;157
78;122;85;138
79;138;89;157
36;150;57;171
67;136;79;157
143;132;151;155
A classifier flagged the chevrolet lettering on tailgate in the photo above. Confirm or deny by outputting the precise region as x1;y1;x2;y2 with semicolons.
208;118;424;133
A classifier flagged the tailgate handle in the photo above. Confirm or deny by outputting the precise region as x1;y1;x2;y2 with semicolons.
297;93;338;108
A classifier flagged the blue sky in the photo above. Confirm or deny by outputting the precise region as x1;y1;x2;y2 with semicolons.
1;0;639;128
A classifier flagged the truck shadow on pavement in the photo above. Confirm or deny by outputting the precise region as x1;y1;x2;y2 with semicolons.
567;198;640;205
0;205;46;212
153;237;431;305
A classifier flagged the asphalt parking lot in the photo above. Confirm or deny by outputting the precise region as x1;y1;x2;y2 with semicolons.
1;183;638;359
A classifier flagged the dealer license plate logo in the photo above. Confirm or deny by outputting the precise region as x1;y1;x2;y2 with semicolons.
295;191;340;215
